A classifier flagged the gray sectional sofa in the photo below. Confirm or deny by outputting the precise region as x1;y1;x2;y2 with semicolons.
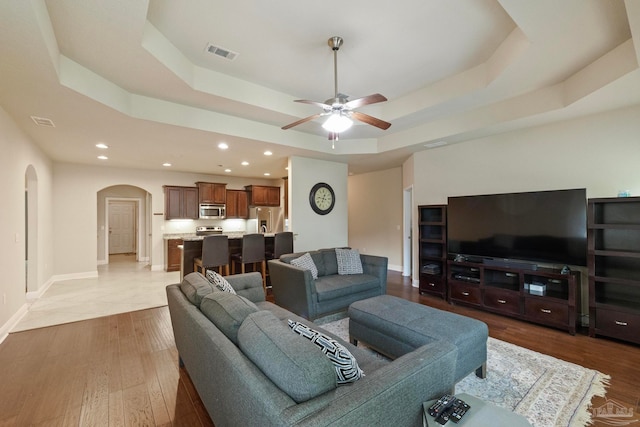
167;271;457;427
268;248;388;320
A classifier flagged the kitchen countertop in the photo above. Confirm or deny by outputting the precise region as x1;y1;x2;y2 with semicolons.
163;232;275;241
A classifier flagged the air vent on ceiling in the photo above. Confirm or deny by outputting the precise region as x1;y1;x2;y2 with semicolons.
424;140;447;149
205;43;238;61
30;116;55;127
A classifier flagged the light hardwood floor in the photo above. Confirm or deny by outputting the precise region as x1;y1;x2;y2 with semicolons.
1;271;638;426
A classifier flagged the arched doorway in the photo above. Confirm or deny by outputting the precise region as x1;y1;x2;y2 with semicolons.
25;165;38;294
97;185;152;266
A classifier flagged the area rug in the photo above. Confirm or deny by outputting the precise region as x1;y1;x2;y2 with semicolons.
321;317;610;427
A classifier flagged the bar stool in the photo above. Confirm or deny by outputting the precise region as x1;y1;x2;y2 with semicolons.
231;233;266;292
266;231;294;260
194;235;229;276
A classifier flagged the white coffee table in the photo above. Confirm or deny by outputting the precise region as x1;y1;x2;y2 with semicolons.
423;393;532;426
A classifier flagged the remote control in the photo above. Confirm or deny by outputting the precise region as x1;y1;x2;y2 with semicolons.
428;394;455;418
450;400;470;423
434;404;456;425
430;396;471;425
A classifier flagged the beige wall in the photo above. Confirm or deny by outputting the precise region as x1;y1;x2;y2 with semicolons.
0;106;54;335
289;156;349;252
412;105;640;205
348;168;403;270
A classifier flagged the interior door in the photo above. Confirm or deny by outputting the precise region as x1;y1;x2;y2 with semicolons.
109;201;136;254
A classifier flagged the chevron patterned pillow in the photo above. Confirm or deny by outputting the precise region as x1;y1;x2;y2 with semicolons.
288;320;364;384
206;270;237;294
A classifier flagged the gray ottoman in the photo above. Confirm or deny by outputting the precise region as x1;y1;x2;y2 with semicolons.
348;295;488;383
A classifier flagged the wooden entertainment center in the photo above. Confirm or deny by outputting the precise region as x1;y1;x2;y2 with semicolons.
447;259;580;335
419;197;640;342
417;202;580;336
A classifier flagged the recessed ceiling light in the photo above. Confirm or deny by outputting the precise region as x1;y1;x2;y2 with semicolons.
241;161;249;166
98;155;108;160
96;143;109;149
162;162;172;167
264;150;273;156
224;169;231;173
218;142;228;150
264;172;270;176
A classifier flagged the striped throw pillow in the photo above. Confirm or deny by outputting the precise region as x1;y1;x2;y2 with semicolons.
288;320;364;384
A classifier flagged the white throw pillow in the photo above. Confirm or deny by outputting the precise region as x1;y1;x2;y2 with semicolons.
335;248;363;275
288;320;364;384
206;270;237;294
290;252;319;279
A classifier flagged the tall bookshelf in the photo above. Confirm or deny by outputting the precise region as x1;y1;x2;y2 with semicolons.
418;205;447;299
588;197;640;344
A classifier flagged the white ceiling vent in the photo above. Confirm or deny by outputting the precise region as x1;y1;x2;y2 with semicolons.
205;43;238;61
424;140;447;149
30;116;55;127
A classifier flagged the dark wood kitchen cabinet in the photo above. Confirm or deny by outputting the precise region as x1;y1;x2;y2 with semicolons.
226;190;249;218
164;186;199;219
245;185;280;206
166;238;183;272
196;182;226;204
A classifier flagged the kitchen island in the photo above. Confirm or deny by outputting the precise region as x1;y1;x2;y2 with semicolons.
163;233;275;280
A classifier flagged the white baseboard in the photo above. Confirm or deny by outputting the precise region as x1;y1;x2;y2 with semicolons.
150;264;165;271
0;303;29;344
51;271;99;282
26;277;55;302
388;264;403;272
97;259;108;265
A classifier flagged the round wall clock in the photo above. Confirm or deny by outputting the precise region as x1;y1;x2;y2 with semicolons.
309;182;335;215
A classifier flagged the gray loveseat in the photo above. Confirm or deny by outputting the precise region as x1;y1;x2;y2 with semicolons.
268;248;388;320
167;271;457;427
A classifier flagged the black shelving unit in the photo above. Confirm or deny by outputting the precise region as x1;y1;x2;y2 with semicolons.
588;197;640;344
418;205;447;299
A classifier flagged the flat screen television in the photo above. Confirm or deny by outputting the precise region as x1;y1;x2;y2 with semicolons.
447;188;587;267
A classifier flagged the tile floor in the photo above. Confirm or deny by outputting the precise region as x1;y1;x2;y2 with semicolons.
11;254;180;332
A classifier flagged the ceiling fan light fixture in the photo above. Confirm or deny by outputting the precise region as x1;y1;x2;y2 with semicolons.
322;113;353;133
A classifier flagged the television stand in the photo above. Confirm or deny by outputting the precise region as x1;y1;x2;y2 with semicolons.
448;259;580;334
483;258;538;271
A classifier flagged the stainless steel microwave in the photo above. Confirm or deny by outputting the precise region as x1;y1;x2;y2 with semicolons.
199;204;226;219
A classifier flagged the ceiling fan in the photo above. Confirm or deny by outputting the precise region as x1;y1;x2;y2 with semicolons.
281;36;391;145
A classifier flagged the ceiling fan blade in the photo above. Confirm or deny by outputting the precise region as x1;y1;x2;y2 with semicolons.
281;113;323;130
344;93;387;109
351;111;392;130
295;99;331;110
